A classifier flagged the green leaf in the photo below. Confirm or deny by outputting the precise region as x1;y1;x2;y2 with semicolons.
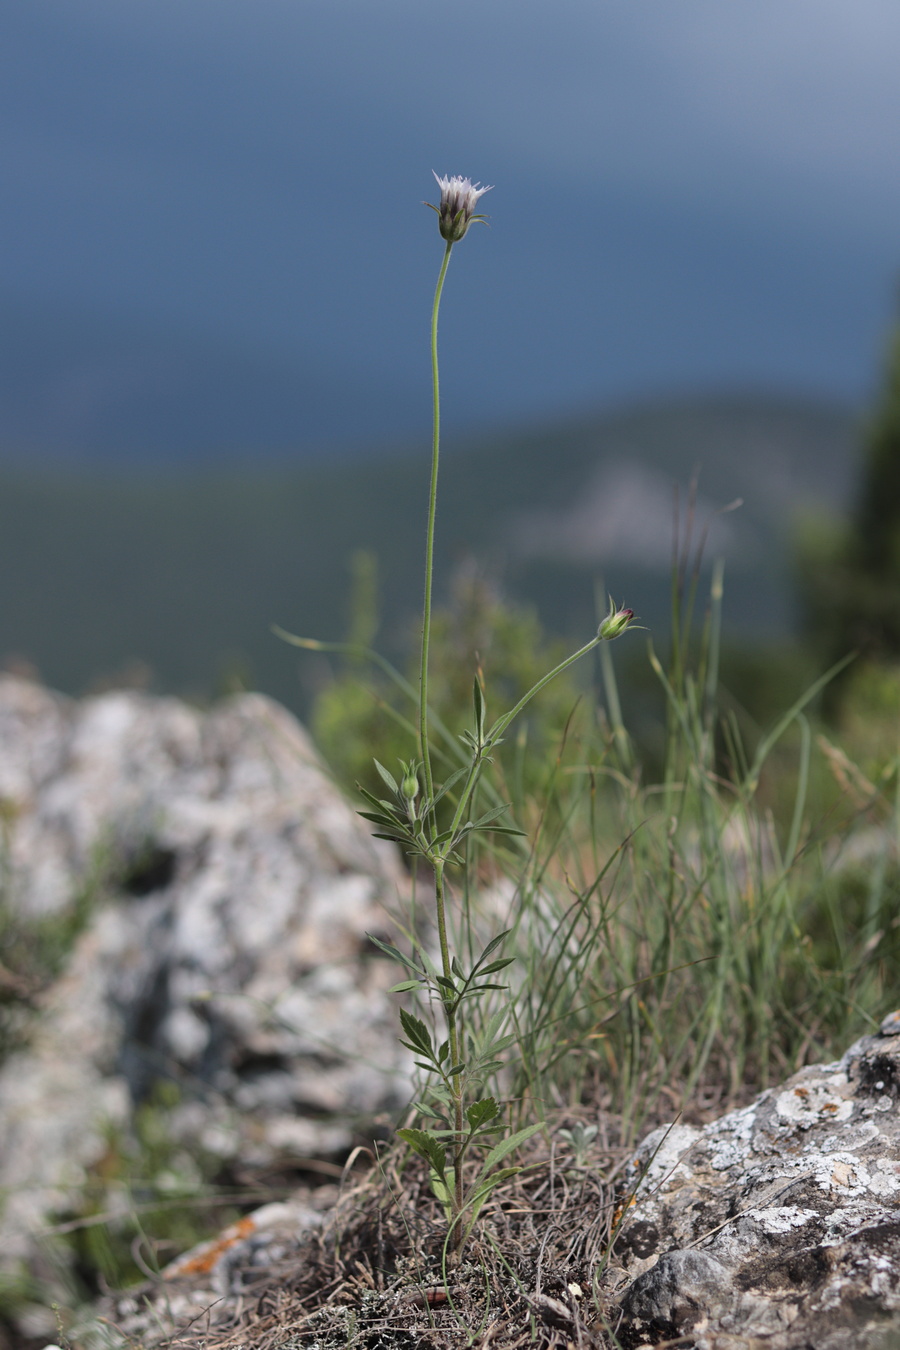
431;766;469;808
399;1008;432;1047
478;957;515;975
373;760;400;795
469;803;514;830
476;931;512;964
412;1099;451;1124
366;935;423;975
388;979;423;994
453;1168;521;1246
451;955;465;980
429;1171;453;1217
477;1008;510;1045
396;1127;447;1179
430;826;459;846
466;1097;500;1130
357;785;400;815
480;1124;543;1175
356;809;400;827
469;1167;520;1201
399;1020;434;1063
470;823;526;837
482;1033;516;1056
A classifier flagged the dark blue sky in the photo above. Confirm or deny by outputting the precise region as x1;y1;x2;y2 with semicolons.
2;0;899;460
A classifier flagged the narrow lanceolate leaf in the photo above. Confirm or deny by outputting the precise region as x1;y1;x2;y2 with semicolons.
357;809;403;828
481;1124;543;1174
373;760;400;795
474;1059;506;1078
366;935;423;975
388;979;423;994
430;826;460;846
431;766;469;807
472;823;526;837
478;1009;510;1045
411;1100;452;1126
482;1033;516;1056
477;931;512;964
358;785;400;815
399;1037;431;1060
429;1173;453;1216
469;803;515;830
455;1168;521;1245
478;958;515;976
468;1167;520;1202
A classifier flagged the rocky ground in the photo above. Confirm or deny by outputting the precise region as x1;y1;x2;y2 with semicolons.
3;674;900;1349
83;1020;900;1350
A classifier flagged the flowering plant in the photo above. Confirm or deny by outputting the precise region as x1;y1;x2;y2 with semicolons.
280;173;634;1256
352;175;634;1254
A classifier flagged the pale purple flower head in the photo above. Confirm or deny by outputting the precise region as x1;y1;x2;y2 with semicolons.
428;172;492;243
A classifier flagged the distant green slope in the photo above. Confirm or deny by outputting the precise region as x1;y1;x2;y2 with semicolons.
0;394;859;715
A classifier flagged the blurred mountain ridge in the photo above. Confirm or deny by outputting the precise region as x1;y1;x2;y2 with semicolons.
0;391;859;713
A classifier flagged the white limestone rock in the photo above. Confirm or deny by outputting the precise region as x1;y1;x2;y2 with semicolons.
615;1024;900;1348
0;676;409;1312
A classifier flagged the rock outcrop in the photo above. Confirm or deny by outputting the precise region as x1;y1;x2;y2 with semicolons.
615;1017;900;1348
0;676;409;1331
91;1023;900;1350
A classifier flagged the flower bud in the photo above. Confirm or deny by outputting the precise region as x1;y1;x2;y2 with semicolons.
598;599;635;641
400;763;419;804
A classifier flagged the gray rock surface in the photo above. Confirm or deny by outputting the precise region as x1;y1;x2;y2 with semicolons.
0;676;409;1326
85;1027;900;1350
614;1025;900;1348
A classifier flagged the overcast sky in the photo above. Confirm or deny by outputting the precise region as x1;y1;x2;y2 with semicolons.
3;0;900;459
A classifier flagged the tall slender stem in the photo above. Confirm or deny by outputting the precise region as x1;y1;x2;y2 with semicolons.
433;860;465;1232
420;240;454;811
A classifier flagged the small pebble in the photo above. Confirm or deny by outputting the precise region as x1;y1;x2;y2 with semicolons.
879;1010;900;1036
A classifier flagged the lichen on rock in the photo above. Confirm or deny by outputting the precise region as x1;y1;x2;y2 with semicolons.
614;1024;900;1348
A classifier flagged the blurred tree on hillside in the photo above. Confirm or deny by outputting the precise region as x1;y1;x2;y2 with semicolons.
799;319;900;698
